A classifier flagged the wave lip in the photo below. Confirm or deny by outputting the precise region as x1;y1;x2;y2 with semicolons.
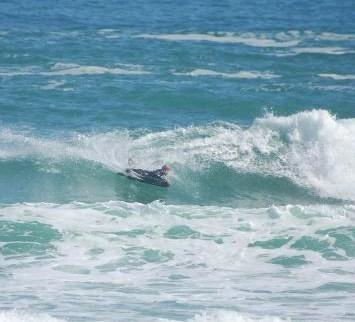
173;69;280;79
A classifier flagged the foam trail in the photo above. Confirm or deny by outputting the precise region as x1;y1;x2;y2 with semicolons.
97;29;121;38
0;63;150;77
44;63;150;76
291;47;353;55
0;311;65;322
173;69;280;79
318;73;355;80
135;33;299;48
315;32;355;41
40;80;67;90
162;310;288;322
135;30;355;48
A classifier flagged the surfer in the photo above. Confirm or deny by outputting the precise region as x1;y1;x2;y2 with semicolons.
124;164;171;187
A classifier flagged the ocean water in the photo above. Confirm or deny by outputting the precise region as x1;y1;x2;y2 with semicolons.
1;1;355;321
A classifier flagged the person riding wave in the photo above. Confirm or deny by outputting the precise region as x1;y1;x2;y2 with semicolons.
125;164;171;187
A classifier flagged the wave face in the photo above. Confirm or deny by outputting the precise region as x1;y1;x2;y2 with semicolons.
2;0;355;321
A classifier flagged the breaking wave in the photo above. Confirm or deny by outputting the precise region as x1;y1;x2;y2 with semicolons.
1;110;354;201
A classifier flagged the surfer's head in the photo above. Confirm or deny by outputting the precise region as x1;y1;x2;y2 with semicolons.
162;165;171;173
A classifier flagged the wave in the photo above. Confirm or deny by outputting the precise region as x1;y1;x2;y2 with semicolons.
318;73;355;80
173;69;280;79
1;110;355;202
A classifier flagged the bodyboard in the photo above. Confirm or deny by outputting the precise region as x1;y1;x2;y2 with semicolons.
117;169;170;187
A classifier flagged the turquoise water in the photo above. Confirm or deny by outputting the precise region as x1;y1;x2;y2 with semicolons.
1;1;355;321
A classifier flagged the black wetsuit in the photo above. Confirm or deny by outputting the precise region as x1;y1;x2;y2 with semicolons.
125;168;170;187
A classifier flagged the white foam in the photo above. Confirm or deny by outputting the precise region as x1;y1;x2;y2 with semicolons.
291;47;353;55
0;67;33;77
97;29;121;39
253;110;355;200
310;85;355;93
318;73;355;80
135;33;299;48
315;32;355;41
1;200;355;290
185;311;288;322
174;69;280;79
40;80;67;90
135;30;355;49
45;63;150;76
50;31;82;38
1;200;355;321
0;311;65;322
0;64;150;77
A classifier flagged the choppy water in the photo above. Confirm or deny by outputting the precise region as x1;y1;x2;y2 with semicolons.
1;1;355;321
